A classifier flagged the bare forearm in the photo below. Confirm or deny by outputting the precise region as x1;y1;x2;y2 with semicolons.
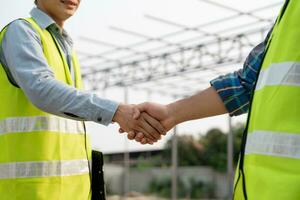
167;86;228;125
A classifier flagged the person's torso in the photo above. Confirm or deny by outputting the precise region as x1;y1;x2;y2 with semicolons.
234;1;300;199
0;17;91;200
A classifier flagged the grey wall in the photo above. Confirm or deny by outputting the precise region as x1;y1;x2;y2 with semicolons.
104;164;230;198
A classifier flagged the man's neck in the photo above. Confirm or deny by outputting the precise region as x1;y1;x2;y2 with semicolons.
52;18;64;28
37;6;65;28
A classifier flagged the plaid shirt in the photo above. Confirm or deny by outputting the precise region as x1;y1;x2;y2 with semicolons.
210;30;272;116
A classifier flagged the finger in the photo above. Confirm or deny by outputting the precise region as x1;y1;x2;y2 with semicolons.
133;121;155;141
142;112;165;136
127;131;136;140
136;124;157;142
140;138;148;145
135;132;144;142
119;128;125;133
138;116;161;140
135;132;144;140
147;139;154;145
132;116;158;142
145;138;154;145
135;137;142;142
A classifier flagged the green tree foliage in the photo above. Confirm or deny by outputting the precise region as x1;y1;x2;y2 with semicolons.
232;123;244;163
163;135;206;166
162;123;245;171
200;128;228;171
189;178;214;199
148;177;186;198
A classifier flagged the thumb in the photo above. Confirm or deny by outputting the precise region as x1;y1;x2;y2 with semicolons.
136;102;148;112
133;106;141;120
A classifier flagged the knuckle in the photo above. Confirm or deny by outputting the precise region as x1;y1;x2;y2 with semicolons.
136;120;142;126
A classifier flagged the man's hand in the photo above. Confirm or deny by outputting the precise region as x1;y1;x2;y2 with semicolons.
124;102;177;144
113;103;165;143
119;87;229;145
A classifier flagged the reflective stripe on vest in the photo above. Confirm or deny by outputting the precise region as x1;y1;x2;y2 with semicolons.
255;62;300;91
245;131;300;159
0;159;89;179
0;116;84;135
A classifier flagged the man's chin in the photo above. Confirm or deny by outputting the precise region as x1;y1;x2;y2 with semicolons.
62;11;75;20
61;7;77;16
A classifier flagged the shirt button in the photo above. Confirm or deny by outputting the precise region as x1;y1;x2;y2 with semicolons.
97;117;102;122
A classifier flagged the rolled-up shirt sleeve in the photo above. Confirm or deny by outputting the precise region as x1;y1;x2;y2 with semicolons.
210;41;266;116
0;20;118;125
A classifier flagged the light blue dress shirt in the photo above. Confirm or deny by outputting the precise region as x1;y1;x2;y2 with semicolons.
0;7;119;125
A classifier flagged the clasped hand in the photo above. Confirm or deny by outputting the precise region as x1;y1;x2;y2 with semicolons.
112;102;175;144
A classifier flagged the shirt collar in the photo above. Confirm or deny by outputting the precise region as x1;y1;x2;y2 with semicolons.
30;7;55;30
30;7;73;46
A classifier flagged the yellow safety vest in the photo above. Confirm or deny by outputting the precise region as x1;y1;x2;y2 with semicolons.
0;18;91;200
234;0;300;199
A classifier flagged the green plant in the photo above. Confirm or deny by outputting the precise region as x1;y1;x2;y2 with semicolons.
147;177;187;198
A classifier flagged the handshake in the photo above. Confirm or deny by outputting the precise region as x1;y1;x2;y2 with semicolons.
112;87;225;144
112;102;177;145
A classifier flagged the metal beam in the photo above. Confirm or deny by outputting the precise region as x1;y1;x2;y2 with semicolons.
79;2;281;69
110;26;183;48
82;26;269;90
198;0;273;23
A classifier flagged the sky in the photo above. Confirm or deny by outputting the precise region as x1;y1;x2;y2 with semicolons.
1;0;283;153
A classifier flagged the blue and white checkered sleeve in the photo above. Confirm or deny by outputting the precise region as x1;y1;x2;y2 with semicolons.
210;41;266;116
